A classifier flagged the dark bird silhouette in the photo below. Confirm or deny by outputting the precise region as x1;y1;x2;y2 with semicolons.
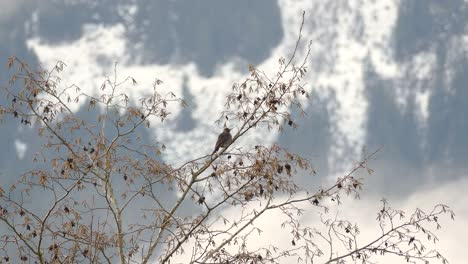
212;128;232;155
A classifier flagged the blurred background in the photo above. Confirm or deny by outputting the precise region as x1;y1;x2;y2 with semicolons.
0;0;467;262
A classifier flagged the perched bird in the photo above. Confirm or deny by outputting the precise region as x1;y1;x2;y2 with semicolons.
212;127;232;155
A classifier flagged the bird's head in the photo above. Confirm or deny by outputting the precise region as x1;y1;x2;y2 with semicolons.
224;127;231;132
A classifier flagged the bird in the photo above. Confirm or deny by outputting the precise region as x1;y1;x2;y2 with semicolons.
212;127;232;155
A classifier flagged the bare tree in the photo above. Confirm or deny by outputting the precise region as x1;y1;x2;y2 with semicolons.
0;13;454;264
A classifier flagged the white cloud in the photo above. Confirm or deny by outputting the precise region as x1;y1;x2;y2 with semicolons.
169;177;467;263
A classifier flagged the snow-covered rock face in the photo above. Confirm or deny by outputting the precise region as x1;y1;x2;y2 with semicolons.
22;1;282;165
22;1;396;168
23;1;468;180
0;0;459;194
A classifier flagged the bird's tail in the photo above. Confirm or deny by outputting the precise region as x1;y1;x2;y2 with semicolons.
211;147;219;156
